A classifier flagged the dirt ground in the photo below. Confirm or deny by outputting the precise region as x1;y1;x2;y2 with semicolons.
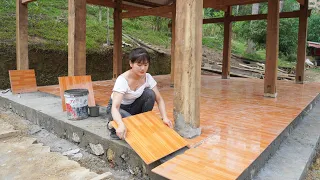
305;68;320;83
0;107;134;180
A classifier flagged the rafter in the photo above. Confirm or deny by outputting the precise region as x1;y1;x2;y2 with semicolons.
204;0;272;9
21;0;36;4
296;0;305;5
124;0;163;8
87;0;144;11
121;4;173;19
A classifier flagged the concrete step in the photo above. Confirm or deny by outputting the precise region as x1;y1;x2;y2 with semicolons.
253;100;320;180
0;91;147;177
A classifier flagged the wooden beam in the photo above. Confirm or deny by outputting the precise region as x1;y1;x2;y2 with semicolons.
296;0;309;84
121;4;173;19
87;0;142;11
170;3;176;86
204;0;268;9
296;0;305;5
203;10;311;24
16;0;29;70
220;0;268;6
222;6;232;79
264;0;279;98
113;0;123;79
124;0;162;8
21;0;36;4
68;0;86;76
174;0;202;138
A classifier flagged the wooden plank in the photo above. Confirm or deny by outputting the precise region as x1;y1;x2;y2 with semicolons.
16;0;29;70
68;0;86;76
21;0;36;4
113;0;123;79
170;3;176;86
121;4;173;19
222;6;232;79
9;70;37;94
111;111;188;164
58;75;96;111
264;0;279;98
296;0;309;84
203;10;311;24
174;0;202;130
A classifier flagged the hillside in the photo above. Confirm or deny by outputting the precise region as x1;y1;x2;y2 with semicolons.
1;0;320;86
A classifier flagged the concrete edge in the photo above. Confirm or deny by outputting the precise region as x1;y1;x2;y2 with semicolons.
237;93;320;180
0;95;152;177
299;130;320;180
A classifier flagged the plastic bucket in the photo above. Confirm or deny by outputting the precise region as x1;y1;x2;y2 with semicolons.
64;89;89;120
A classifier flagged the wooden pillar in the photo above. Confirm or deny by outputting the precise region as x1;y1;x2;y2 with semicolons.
222;6;232;79
296;0;309;84
170;2;176;86
68;0;86;76
173;0;203;138
264;0;279;98
113;0;123;79
16;0;29;70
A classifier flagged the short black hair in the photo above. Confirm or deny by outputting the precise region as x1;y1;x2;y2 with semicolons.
129;47;150;64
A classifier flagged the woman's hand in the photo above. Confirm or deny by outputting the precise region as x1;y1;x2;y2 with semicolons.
116;123;127;139
163;118;173;128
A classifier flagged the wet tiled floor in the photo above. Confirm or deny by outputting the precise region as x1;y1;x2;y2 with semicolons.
38;75;320;179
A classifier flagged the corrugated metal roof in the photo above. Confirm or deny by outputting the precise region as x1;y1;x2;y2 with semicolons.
308;41;320;49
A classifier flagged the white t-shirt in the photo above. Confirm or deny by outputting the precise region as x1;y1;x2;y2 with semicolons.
111;73;157;105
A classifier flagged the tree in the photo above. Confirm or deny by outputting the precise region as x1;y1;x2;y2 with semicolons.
245;3;260;54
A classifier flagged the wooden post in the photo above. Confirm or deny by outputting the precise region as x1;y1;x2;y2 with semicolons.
68;0;86;76
113;0;123;79
264;0;279;98
16;0;29;70
173;0;203;138
222;6;232;79
296;0;309;84
170;2;176;87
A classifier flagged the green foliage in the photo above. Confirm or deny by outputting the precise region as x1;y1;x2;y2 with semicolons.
308;12;320;42
0;0;320;68
203;36;223;50
0;0;171;51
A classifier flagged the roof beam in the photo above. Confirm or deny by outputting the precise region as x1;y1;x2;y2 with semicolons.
86;0;144;11
121;4;173;19
203;10;311;24
21;0;36;4
124;0;162;8
204;0;268;9
296;0;305;5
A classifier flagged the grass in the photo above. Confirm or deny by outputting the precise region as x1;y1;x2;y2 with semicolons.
311;67;320;73
0;0;171;51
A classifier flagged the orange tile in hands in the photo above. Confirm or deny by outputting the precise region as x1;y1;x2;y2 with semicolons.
111;111;188;164
9;69;37;94
58;76;96;111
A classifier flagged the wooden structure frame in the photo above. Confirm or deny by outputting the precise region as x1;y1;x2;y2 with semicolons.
16;0;310;136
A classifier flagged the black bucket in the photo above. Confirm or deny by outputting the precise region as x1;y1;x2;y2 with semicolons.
64;89;89;120
88;106;100;117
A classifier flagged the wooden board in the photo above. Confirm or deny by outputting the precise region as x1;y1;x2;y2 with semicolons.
111;111;188;164
9;69;37;94
58;75;95;111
